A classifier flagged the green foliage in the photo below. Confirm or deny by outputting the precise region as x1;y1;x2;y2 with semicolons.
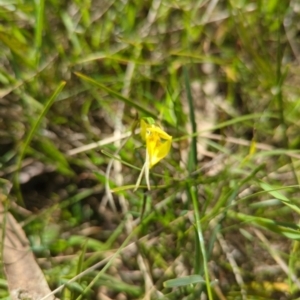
1;0;300;299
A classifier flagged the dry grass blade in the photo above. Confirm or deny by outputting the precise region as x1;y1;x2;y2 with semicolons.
253;228;300;290
0;201;59;300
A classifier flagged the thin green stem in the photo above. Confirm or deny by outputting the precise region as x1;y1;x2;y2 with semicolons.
190;184;213;300
35;0;45;67
184;65;213;298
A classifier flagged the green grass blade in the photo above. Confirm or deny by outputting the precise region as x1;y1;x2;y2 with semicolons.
35;0;45;67
189;184;213;299
184;66;213;300
183;66;197;172
74;226;140;300
259;181;300;214
174;112;277;143
228;210;300;240
14;81;66;206
74;72;156;119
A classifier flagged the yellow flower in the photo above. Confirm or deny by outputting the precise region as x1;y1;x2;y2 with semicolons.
134;118;172;191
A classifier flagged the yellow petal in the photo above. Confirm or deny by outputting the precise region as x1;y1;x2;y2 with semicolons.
148;140;172;168
154;137;172;165
145;126;172;168
149;126;172;141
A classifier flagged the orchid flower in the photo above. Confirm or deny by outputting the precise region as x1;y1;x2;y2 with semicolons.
134;118;172;191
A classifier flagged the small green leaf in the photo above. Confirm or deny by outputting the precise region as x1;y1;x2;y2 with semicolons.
259;181;300;214
163;275;205;288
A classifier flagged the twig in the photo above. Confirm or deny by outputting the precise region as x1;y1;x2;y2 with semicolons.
217;231;247;300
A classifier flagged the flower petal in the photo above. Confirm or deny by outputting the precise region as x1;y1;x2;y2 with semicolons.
135;118;172;191
145;126;172;168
